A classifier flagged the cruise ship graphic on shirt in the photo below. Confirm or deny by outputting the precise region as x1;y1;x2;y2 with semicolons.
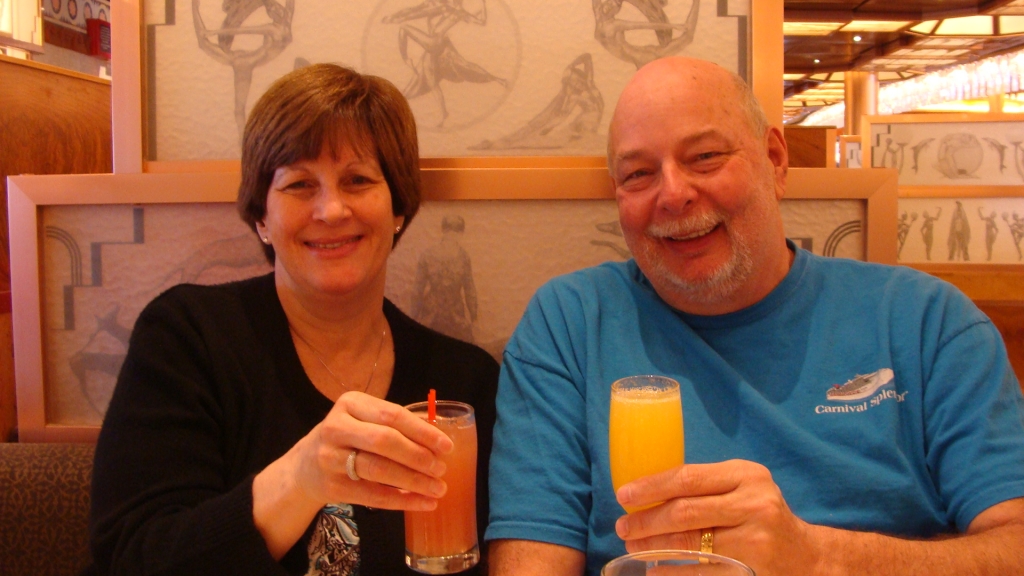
825;368;895;402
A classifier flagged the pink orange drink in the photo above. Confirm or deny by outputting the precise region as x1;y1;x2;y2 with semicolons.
404;400;479;574
609;375;684;513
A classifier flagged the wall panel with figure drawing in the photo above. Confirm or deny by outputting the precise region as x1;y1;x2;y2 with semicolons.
24;186;868;432
11;168;893;439
866;115;1024;266
145;0;750;160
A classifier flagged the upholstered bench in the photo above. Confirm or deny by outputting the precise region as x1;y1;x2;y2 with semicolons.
0;442;95;576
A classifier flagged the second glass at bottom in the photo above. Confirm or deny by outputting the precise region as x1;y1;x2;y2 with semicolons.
601;550;755;576
403;400;479;575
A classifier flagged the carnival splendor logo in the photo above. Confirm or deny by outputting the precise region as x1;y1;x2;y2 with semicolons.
816;368;906;414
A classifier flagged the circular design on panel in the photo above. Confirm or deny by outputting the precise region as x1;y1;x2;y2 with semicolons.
50;0;61;15
361;0;522;133
68;0;78;20
935;133;983;179
98;7;107;21
84;2;92;20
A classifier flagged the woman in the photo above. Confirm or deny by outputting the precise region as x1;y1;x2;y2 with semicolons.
88;64;499;575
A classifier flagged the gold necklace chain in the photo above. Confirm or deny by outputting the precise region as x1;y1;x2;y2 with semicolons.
291;325;387;393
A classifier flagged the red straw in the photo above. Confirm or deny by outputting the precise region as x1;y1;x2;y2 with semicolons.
427;389;437;424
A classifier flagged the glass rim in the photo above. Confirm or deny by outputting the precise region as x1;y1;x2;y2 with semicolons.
602;549;754;574
405;399;475;419
611;374;680;392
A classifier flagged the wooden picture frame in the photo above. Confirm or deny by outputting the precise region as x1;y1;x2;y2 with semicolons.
111;0;784;175
8;166;896;441
839;134;863;169
862;112;1024;300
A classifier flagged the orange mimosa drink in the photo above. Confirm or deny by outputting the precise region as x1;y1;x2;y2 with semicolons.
609;375;684;512
404;400;479;574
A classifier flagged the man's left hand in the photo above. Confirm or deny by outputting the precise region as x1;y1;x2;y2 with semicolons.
615;460;820;575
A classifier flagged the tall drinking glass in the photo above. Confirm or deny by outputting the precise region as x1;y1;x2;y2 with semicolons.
403;400;479;574
601;550;755;576
609;375;684;512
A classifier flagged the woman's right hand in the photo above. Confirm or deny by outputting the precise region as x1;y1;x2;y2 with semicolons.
294;391;453;510
252;391;453;559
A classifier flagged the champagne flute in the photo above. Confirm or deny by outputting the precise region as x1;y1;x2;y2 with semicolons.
609;375;684;512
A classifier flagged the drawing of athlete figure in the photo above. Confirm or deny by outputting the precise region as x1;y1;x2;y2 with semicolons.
69;305;132;416
593;0;699;69
412;215;478;343
978;208;999;262
67;234;269;416
920;208;941;261
472;53;603;150
879;137;906;173
897;211;917;259
1004;212;1024;260
193;0;295;141
948;200;970;261
382;0;507;127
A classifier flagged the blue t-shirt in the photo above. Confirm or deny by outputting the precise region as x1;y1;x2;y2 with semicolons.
486;247;1024;576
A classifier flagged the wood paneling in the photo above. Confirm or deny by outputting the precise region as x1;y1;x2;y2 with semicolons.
0;55;111;442
976;302;1024;388
910;264;1024;387
784;126;837;168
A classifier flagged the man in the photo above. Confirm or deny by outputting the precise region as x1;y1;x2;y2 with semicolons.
485;56;1024;576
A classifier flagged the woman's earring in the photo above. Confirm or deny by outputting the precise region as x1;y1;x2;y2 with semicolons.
260;235;271;245
395;225;402;234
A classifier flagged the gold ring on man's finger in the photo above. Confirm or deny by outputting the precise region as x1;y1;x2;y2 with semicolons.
699;528;714;562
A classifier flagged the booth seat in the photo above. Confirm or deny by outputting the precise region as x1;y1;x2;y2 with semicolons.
0;442;94;576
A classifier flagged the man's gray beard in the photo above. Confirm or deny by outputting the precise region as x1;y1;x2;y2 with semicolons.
631;212;756;308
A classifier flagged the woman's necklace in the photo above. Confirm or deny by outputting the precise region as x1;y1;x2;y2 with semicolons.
291;325;388;393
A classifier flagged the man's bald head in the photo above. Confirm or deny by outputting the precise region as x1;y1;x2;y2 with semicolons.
608;57;770;168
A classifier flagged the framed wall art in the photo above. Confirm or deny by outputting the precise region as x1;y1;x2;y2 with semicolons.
865;113;1024;270
108;0;782;174
8;166;896;441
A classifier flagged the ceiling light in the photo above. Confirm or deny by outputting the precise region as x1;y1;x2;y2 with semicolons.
937;15;993;35
814;59;821;64
853;35;862;42
840;20;911;33
783;22;844;36
908;15;1024;37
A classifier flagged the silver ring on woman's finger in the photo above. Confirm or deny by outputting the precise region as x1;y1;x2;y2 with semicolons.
346;449;361;481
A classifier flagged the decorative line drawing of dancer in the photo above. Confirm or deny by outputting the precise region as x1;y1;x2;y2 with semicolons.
382;0;507;127
1004;212;1024;261
910;138;934;174
879;137;906;173
412;215;479;343
471;53;604;150
69;305;133;416
978;207;999;262
192;0;295;142
897;211;917;259
920;208;941;261
948;200;971;261
590;219;631;259
982;137;1008;173
592;0;699;69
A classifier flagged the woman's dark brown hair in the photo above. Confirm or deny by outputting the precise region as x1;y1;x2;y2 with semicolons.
237;63;421;263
